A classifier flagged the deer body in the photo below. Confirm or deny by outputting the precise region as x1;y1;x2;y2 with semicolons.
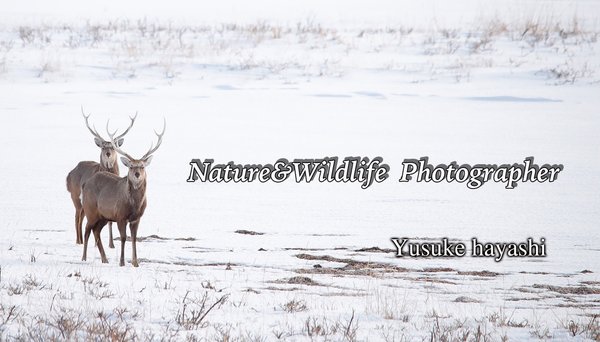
81;118;164;267
66;109;136;247
67;161;118;245
81;171;147;266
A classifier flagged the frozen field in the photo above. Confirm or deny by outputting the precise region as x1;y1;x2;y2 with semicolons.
1;1;600;340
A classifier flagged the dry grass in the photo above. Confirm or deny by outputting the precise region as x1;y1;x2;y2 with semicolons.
562;314;600;340
234;229;265;236
7;306;138;341
457;270;502;277
0;16;595;83
302;311;359;341
533;283;600;295
426;315;500;342
365;287;412;322
0;304;20;335
546;61;593;84
175;291;228;329
280;299;308;313
274;276;322;286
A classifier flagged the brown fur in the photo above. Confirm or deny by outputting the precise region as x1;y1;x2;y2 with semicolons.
81;171;148;267
66;161;119;245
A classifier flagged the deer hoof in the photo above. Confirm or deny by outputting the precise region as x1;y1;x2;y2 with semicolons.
132;260;139;267
101;258;108;264
109;242;115;249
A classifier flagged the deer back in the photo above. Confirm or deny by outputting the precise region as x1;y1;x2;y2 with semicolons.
66;161;119;194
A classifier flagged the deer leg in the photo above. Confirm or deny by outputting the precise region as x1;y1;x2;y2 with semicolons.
108;222;115;249
74;208;81;244
82;219;95;261
117;221;127;266
77;207;85;244
70;192;83;244
130;220;140;267
93;220;109;263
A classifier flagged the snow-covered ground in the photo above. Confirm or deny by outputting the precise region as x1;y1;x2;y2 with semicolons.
0;1;599;340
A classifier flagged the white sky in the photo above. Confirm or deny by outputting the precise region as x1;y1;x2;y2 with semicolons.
2;0;598;29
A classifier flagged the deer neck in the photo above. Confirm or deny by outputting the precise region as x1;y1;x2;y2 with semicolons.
100;163;119;175
126;178;147;220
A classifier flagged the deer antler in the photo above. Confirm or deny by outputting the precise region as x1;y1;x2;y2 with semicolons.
141;118;166;161
81;106;105;141
114;112;138;140
106;120;136;161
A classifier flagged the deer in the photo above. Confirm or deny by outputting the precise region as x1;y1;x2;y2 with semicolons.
66;108;137;248
81;118;165;267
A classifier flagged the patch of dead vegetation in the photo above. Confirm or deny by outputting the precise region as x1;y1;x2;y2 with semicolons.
506;296;542;302
174;237;196;241
182;246;214;253
354;247;394;253
136;257;170;265
294;253;411;278
0;303;20;327
454;296;481;303
581;281;600;286
175;291;228;329
296;253;359;264
519;271;550;275
317;292;367;297
558;273;575;278
532;284;600;295
562;313;600;340
515;287;541;294
415;277;457;285
280;299;308;313
296;253;410;271
134;234;168;241
284;247;348;251
263;286;302;292
11;306;137;341
422;267;456;273
297;267;377;277
137;258;238;269
125;235;196;242
234;229;264;235
408;236;463;243
556;303;600;308
274;276;322;286
457;270;502;277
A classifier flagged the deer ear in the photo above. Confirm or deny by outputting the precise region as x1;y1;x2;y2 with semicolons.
142;155;153;167
120;157;132;168
94;138;103;147
116;138;124;147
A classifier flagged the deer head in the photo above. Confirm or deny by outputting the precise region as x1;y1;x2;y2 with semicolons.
81;107;137;170
107;118;165;189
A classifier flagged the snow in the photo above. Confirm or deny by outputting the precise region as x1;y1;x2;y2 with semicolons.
0;0;599;340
